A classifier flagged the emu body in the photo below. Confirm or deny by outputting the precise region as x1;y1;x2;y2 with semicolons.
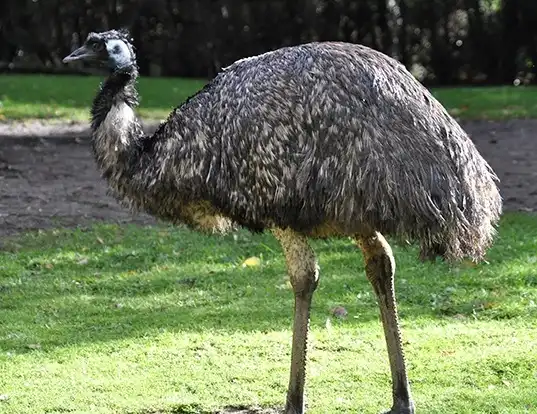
63;30;502;414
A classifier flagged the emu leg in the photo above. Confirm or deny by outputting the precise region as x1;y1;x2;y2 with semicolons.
273;228;319;414
356;232;415;414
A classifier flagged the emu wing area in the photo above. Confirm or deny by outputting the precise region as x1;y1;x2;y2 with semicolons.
165;42;501;261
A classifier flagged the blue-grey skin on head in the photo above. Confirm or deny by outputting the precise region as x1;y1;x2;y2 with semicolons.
62;29;136;71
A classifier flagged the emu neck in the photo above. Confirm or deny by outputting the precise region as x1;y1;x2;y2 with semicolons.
90;67;142;173
91;68;139;131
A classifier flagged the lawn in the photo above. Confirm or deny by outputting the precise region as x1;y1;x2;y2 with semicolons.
1;213;537;414
1;74;537;122
0;74;207;122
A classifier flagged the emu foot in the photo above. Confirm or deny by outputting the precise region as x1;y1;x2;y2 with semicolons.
383;400;416;414
283;401;305;414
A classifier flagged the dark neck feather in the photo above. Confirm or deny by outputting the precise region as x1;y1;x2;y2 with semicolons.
89;65;147;187
91;67;140;132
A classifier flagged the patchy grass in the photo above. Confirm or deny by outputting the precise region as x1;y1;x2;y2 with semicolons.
1;74;537;122
1;213;536;414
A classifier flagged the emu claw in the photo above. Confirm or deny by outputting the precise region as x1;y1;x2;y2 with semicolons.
382;402;416;414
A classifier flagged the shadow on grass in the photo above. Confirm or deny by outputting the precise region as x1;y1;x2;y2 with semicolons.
1;214;536;352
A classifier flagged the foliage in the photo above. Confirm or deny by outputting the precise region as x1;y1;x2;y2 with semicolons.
1;213;536;413
2;74;537;122
1;0;537;85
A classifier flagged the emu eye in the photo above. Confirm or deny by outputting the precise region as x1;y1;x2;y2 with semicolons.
91;42;103;52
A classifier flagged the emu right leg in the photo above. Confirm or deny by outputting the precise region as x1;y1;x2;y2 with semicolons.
356;232;415;414
273;228;319;414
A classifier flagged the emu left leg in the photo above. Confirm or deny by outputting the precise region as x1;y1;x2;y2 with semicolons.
356;232;415;414
273;228;319;414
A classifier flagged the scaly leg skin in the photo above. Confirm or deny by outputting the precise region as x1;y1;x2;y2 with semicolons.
273;228;319;414
356;232;416;414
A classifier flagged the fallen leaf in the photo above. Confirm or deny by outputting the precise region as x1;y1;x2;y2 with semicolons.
242;256;261;268
96;237;104;244
77;257;89;265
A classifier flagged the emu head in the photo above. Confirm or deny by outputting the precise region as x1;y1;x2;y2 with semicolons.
63;29;136;71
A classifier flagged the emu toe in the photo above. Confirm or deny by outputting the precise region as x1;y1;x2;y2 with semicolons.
283;403;302;414
384;401;416;414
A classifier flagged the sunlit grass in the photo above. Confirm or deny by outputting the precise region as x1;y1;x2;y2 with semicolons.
0;74;206;122
431;86;537;120
1;212;537;413
1;74;537;122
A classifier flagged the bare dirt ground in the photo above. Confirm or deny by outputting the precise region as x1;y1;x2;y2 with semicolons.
1;119;536;238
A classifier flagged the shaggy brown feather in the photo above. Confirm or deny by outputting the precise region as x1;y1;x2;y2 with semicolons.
88;33;501;262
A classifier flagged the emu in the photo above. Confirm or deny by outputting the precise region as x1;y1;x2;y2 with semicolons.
63;29;502;414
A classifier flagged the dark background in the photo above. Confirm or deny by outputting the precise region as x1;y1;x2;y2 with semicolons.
1;0;536;85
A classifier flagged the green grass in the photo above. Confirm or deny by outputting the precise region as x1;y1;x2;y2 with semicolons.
430;86;537;120
0;74;207;122
1;74;537;122
1;213;537;414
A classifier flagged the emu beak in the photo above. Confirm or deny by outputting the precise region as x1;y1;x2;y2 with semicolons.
63;45;95;63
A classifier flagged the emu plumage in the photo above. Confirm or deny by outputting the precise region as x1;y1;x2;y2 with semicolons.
63;29;502;414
